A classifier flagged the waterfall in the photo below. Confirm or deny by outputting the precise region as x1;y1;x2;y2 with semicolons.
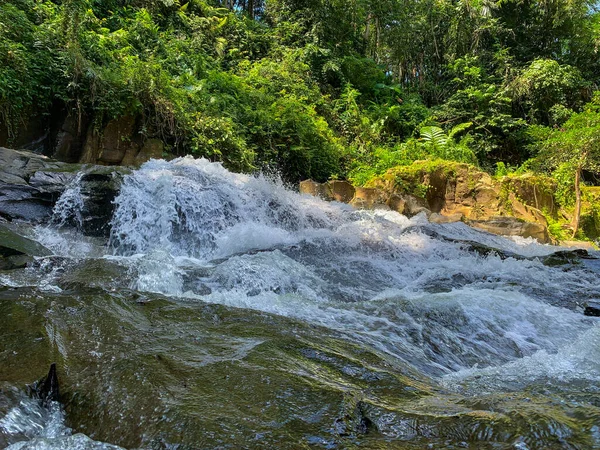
51;172;85;229
108;157;600;378
2;156;599;450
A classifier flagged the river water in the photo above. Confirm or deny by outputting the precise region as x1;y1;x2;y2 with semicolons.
1;157;599;449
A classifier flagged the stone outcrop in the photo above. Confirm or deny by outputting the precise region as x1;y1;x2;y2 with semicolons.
0;147;75;222
467;216;548;242
0;147;125;236
2;110;166;167
300;161;555;243
74;117;163;167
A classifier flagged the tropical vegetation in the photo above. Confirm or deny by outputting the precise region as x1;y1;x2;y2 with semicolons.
1;0;600;238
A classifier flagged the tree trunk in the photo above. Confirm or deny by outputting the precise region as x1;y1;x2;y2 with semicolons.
572;165;582;238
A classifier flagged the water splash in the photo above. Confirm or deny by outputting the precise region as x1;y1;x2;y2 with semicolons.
0;397;120;449
106;157;600;380
51;172;85;230
109;157;346;259
0;399;68;440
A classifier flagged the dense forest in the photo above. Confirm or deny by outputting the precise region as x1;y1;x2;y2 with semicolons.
1;0;600;234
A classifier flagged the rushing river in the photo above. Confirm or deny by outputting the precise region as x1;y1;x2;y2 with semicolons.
1;157;599;449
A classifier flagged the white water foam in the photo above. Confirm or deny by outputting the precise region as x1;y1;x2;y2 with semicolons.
0;397;121;449
103;157;600;381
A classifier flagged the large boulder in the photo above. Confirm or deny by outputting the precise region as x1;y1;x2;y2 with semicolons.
0;147;125;237
329;180;355;203
54;115;89;163
350;187;389;210
299;180;333;200
76;169;126;237
80;117;140;165
0;147;69;222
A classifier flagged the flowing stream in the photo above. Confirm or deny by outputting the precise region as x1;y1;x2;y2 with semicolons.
1;157;599;449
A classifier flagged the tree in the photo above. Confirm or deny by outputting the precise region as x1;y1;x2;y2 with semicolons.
508;59;588;125
544;102;600;237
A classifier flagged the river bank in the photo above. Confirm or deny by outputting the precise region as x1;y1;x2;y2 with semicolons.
302;160;599;248
2;146;597;249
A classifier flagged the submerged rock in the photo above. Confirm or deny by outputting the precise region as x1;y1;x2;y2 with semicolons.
0;224;51;269
584;301;600;317
541;248;592;267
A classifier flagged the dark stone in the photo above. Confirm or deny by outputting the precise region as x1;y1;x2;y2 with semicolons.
584;302;600;317
69;170;126;237
0;114;53;155
0;224;51;257
0;147;125;237
0;147;68;222
0;224;50;269
98;116;138;164
0;184;55;222
0;254;32;270
29;171;78;194
31;363;60;406
334;397;376;437
53;115;89;163
542;249;593;267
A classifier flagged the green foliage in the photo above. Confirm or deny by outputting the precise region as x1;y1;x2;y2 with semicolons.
580;197;600;240
543;104;600;173
553;163;576;208
495;162;508;178
546;216;570;242
508;59;588;125
419;123;478;165
2;0;600;191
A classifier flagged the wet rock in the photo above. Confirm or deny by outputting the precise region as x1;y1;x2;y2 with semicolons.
404;194;431;218
0;147;67;222
0;147;126;236
0;224;51;269
541;249;591;266
386;194;406;214
467;216;550;243
584;301;600;317
328;180;355;203
77;171;124;237
429;212;463;224
30;363;60;406
350;187;389;210
6;433;125;450
28;170;78;194
334;396;376;437
299;180;332;200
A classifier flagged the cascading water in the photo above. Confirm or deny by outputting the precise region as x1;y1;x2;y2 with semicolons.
1;156;599;450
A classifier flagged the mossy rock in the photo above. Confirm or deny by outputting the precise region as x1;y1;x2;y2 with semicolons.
0;224;51;258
